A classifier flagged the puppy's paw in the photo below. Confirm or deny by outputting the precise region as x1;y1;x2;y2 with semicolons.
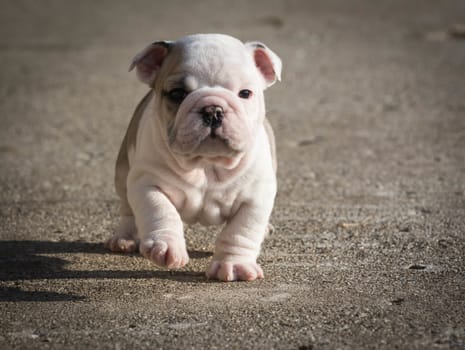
104;235;138;253
206;260;264;282
104;217;138;253
140;235;189;269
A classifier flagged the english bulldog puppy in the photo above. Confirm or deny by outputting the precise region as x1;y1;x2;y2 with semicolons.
105;34;281;281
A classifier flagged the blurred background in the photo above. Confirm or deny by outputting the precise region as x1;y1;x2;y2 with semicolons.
1;0;464;213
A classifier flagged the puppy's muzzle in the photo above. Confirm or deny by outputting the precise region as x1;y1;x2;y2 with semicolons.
201;105;224;130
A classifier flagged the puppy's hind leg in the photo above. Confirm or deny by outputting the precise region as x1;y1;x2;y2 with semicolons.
105;199;139;253
105;91;154;253
105;197;138;253
105;142;139;253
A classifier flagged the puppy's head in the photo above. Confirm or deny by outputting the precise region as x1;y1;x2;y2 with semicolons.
130;34;281;168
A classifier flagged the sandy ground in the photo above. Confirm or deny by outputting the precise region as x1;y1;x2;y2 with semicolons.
1;1;464;349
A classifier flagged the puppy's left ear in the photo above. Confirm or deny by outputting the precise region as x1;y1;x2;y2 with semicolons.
245;41;282;88
129;41;173;86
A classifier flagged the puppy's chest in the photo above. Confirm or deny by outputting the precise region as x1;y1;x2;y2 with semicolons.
192;186;240;226
164;174;246;226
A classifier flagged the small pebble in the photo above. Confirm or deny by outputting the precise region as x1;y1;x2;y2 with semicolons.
408;264;427;270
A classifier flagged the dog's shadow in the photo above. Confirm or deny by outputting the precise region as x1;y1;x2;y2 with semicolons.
0;240;213;302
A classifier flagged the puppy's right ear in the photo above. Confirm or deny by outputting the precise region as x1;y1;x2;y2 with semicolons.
129;41;172;85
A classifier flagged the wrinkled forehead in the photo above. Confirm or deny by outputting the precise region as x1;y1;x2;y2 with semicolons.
158;36;258;90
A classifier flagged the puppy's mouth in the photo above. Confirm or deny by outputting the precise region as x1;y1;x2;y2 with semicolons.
170;120;242;160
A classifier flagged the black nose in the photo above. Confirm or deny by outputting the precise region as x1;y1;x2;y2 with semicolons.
201;105;224;129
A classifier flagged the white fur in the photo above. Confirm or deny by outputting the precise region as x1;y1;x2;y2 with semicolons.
105;34;280;281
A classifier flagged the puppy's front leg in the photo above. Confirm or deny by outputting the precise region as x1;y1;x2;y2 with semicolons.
128;176;188;269
207;202;272;282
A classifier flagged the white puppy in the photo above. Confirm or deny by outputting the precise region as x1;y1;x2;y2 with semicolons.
105;34;281;281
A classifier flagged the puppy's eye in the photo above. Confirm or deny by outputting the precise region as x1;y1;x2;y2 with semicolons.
166;88;188;103
238;89;253;99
